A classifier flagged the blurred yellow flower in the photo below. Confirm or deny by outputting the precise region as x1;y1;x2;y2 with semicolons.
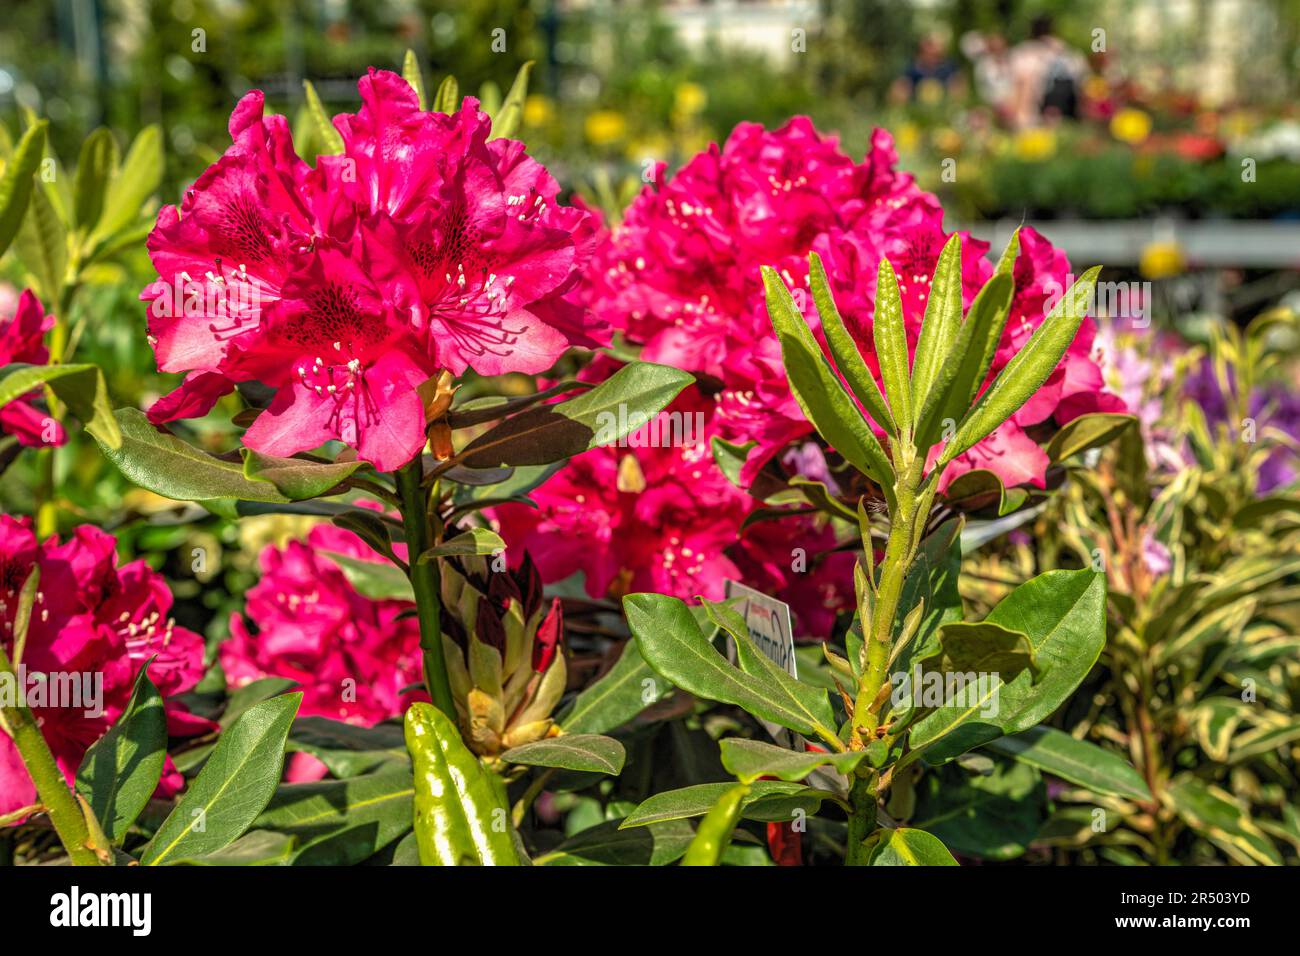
896;121;920;152
674;82;707;115
1139;240;1185;280
627;135;671;163
585;110;628;147
1083;75;1109;100
524;94;555;129
1111;108;1152;145
1013;127;1056;161
934;127;962;154
917;78;944;105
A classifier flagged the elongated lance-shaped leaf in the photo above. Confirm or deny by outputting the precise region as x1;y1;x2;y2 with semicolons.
809;252;896;437
762;266;894;488
433;75;460;114
994;227;1021;276
73;128;119;233
913;273;1013;455
872;257;913;436
303;81;344;155
941;267;1101;466
909;233;963;413
490;61;534;141
401;49;427;109
0;121;47;258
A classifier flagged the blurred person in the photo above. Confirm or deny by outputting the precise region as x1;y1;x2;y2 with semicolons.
1008;14;1087;128
890;32;966;105
960;30;1015;121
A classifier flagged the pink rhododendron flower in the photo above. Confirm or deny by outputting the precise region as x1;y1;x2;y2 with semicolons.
0;516;207;819
0;290;66;448
587;118;1125;493
222;520;424;725
142;69;606;472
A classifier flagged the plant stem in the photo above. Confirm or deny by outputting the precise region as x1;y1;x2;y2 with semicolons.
0;642;100;866
844;773;878;865
395;458;457;722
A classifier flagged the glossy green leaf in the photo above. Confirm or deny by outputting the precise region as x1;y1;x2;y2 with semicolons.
501;734;626;775
763;265;893;485
719;738;866;783
92;125;162;243
620;780;823;829
985;726;1151;801
909;233;964;412
253;768;414;866
535;818;695;866
220;677;298;729
401;49;427;110
0;121;47;257
241;449;362;500
286;717;406;778
1165;775;1281;865
872;257;913;434
942;268;1101;466
418;527;505;561
320;550;413;601
866;827;959;866
13;177;67;305
459;361;693;469
908;569;1106;762
141;693;302;865
433;75;460;114
919;620;1040;685
97;408;292;503
0;362;121;449
558;640;670;734
405;701;519;865
1046;412;1136;463
303;81;344;155
681;783;748;866
809;251;896;435
75;661;166;842
73;127;118;233
911;759;1046;861
913;273;1013;454
169;830;297;866
490;61;533;140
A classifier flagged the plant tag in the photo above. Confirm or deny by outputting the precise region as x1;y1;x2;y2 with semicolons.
723;580;800;750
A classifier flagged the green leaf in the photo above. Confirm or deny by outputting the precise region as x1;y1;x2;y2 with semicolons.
286;717;406;778
913;273;1013;454
141;693;301;865
75;660;166;842
808;251;895;436
1046;412;1136;463
490;61;533;140
718;738;866;784
535;818;695;866
0;362;121;449
942;468;1026;516
621;780;822;829
872;257;913;435
866;827;959;866
942;268;1101;466
73;127;119;233
459;361;693;468
681;782;748;866
92;125;162;243
241;449;362;500
401;49;427;110
319;550;413;601
13;178;67;305
1165;775;1281;865
911;759;1046;861
618;785;821;832
433;75;460;114
0;121;47;258
919;620;1040;685
1228;720;1300;763
909;233;964;413
303;81;344;155
253;769;414;866
624;593;837;740
220;677;299;729
985;726;1151;801
908;569;1107;762
169;830;297;866
558;640;670;734
763;265;893;486
501;734;626;775
96;408;291;503
418;526;505;561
